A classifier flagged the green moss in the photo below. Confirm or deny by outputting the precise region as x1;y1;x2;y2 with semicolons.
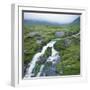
56;43;80;75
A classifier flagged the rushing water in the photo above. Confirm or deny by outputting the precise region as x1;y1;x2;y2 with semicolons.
24;40;60;78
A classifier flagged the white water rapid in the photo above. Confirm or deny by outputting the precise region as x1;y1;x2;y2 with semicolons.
24;40;60;78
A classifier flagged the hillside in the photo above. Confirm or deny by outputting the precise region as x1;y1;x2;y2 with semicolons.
23;17;80;77
72;17;80;25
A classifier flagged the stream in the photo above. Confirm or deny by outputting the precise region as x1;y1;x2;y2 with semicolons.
24;40;60;78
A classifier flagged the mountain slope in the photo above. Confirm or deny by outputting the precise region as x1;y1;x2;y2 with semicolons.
71;17;80;25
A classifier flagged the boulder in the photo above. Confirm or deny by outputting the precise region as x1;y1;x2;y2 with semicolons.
28;31;40;37
64;39;71;47
55;31;65;38
37;56;46;64
36;36;44;45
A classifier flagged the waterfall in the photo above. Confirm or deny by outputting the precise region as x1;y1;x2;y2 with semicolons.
24;40;60;78
37;64;45;77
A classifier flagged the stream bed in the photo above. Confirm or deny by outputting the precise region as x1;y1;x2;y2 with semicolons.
24;40;61;78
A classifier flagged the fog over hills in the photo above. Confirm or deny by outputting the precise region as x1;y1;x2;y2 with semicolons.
24;16;80;26
24;12;80;25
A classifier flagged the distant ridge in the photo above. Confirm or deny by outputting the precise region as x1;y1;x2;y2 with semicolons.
24;17;80;26
24;19;69;26
72;17;80;25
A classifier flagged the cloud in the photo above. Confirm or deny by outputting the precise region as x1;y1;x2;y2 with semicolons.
24;12;80;24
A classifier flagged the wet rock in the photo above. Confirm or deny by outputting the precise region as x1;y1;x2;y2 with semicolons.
37;56;46;64
47;54;60;64
37;47;42;52
24;64;30;75
55;31;65;38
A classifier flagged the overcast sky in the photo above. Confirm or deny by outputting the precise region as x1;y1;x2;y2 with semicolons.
24;12;80;24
